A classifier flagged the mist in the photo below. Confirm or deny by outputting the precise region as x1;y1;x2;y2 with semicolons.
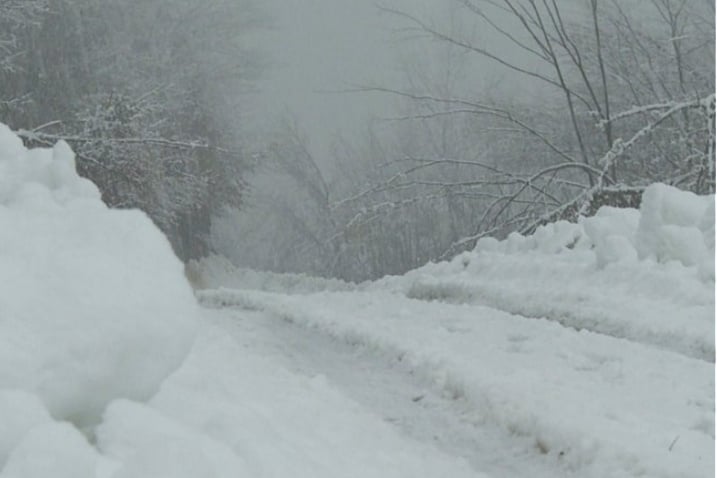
246;0;545;171
0;0;713;280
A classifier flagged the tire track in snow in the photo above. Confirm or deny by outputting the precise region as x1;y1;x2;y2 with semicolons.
206;307;580;478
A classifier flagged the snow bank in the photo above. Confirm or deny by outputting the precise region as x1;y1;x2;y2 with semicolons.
97;398;249;478
0;123;198;429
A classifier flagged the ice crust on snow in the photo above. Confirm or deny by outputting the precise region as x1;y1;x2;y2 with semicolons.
0;123;198;431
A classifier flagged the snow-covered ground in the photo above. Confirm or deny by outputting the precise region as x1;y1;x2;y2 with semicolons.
194;183;716;478
0;125;713;478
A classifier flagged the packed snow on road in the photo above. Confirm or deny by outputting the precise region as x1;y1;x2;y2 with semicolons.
0;126;713;477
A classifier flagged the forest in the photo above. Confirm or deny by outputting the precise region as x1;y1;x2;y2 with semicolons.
1;0;714;282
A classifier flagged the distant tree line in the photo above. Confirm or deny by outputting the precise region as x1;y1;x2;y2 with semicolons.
0;0;262;260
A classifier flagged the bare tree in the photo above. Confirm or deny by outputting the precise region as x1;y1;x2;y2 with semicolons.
331;0;714;268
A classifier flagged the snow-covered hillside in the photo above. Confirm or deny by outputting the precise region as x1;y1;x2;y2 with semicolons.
0;126;713;478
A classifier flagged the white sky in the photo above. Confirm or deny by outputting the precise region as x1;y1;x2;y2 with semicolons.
244;1;405;161
243;0;580;171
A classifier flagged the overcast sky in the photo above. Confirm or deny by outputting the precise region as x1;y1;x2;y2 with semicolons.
244;1;407;163
244;0;582;171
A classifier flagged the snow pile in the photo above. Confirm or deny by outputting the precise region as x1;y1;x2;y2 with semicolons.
0;123;198;431
1;422;105;478
470;183;714;275
0;391;53;465
373;184;715;361
636;183;714;277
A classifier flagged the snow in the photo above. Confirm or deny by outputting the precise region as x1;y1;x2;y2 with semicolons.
193;182;714;478
0;120;713;478
637;183;714;275
369;185;715;361
186;254;358;293
582;207;640;267
94;328;484;478
0;124;487;477
0;422;101;478
0;122;198;460
140;328;481;478
205;308;573;478
200;288;714;478
0;124;199;428
97;398;247;478
0;391;52;465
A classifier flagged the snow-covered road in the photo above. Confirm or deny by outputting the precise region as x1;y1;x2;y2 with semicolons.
185;186;714;478
200;286;714;478
207;307;568;478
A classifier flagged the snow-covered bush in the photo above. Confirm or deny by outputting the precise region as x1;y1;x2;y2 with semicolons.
0;123;198;429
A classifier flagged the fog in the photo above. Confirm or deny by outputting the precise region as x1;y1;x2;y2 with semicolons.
211;0;713;281
246;0;545;172
1;0;712;279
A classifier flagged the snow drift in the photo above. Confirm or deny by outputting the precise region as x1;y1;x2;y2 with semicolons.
0;123;198;428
